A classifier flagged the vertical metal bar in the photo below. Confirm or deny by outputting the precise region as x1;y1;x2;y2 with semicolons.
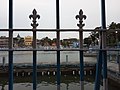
76;9;86;90
56;0;60;88
101;0;108;90
103;49;107;90
79;31;84;90
94;0;107;90
56;0;60;29
94;48;103;90
94;29;103;90
9;0;13;29
101;0;106;29
33;30;37;90
29;9;40;90
9;0;13;90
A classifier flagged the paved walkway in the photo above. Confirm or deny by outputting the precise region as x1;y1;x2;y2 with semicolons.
107;61;119;73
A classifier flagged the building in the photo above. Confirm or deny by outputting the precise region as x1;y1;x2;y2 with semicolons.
0;36;9;48
73;42;79;48
13;34;24;48
24;36;33;46
62;38;79;47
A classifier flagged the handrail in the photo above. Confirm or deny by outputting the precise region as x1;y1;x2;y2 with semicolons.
0;29;120;32
0;48;120;51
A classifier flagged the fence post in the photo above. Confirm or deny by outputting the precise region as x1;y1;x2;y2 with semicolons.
9;0;13;90
66;55;68;64
2;57;6;68
101;0;108;90
94;0;107;90
76;9;86;90
29;9;40;90
56;0;61;89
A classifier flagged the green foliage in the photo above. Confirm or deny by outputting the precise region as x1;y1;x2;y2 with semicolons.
83;22;120;47
107;22;120;46
84;37;91;47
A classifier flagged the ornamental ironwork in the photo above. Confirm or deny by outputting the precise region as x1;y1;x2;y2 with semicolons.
76;9;87;29
29;9;40;29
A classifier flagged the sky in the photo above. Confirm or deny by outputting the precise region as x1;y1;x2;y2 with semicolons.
0;0;120;39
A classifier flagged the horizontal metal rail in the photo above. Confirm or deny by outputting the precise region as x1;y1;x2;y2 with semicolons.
0;29;120;32
0;48;120;51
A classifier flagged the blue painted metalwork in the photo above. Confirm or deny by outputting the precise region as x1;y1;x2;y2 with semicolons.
94;50;103;90
56;0;61;87
101;0;107;79
94;0;107;90
57;50;60;85
9;51;13;90
103;51;107;79
76;9;86;90
80;51;84;81
33;30;37;90
9;0;13;90
33;51;37;90
29;9;40;90
101;1;107;90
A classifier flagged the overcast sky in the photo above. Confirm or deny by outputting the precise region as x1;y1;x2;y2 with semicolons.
0;0;120;39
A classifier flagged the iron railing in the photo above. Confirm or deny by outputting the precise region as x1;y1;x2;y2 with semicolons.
0;27;120;90
1;0;120;90
0;23;120;90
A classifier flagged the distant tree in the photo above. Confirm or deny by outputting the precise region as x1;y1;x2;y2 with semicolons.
84;37;92;47
83;22;120;47
85;27;100;47
90;31;99;46
61;40;69;47
40;37;52;46
107;22;120;46
52;38;57;44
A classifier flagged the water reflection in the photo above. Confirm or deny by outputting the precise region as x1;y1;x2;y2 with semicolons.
0;75;119;90
0;79;7;90
57;85;60;90
0;75;95;90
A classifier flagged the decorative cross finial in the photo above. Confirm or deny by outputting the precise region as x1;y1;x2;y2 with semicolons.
76;9;87;29
29;9;40;29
